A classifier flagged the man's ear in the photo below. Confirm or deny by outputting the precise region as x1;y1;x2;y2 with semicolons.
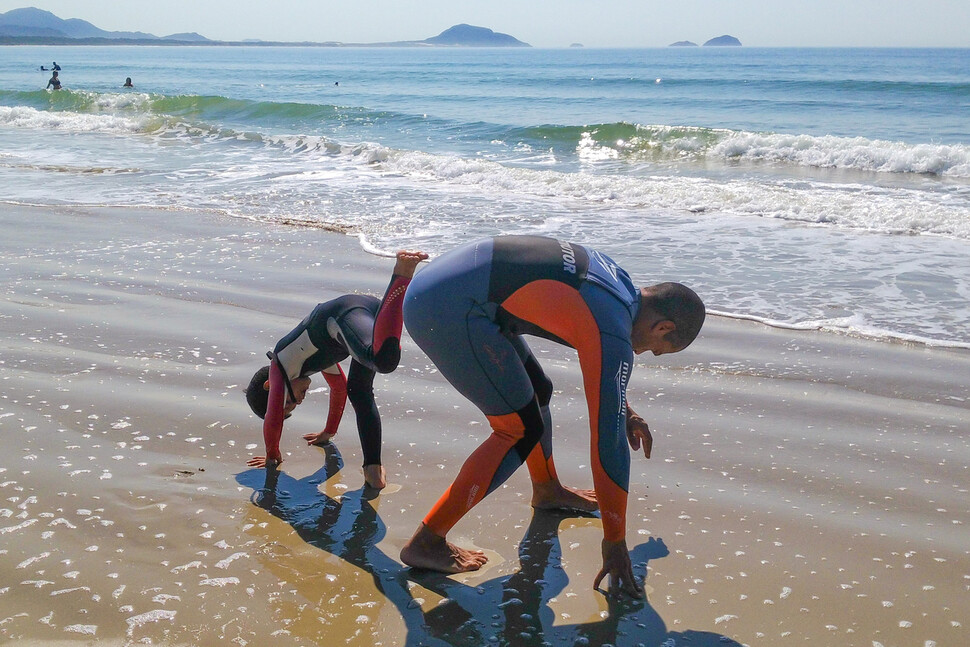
652;320;676;336
263;380;271;392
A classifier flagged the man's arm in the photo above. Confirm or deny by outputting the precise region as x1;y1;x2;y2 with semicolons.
582;334;642;597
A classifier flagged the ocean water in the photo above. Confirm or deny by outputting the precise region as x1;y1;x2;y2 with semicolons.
1;45;969;347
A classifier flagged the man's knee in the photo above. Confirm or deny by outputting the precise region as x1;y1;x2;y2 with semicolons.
487;400;544;456
532;372;553;408
524;355;553;407
517;398;545;449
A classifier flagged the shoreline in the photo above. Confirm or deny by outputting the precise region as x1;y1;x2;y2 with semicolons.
1;203;967;646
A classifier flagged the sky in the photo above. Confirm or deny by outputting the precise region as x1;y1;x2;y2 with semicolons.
1;0;969;48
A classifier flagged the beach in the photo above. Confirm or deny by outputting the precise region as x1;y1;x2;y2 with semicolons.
1;203;967;646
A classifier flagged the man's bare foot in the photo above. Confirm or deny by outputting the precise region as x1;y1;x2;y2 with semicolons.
400;523;488;573
392;250;429;279
531;480;598;513
363;464;386;490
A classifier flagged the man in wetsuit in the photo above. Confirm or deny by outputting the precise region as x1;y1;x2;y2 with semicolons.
399;236;704;597
245;250;427;489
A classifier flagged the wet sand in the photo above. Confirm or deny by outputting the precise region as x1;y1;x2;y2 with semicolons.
1;204;968;646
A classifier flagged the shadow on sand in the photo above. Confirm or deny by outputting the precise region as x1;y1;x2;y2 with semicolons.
236;446;741;647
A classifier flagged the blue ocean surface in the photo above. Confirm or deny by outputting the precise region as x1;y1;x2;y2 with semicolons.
1;45;969;346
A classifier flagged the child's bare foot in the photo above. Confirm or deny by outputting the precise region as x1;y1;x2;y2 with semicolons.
400;523;488;573
363;464;386;490
392;250;429;278
531;481;598;513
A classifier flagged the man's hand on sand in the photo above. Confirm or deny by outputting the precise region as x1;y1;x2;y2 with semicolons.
626;413;653;459
246;455;281;469
594;538;644;599
392;250;429;278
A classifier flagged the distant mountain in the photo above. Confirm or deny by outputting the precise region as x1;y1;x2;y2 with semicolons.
0;7;210;42
0;9;528;48
423;24;529;47
703;35;742;47
162;32;209;42
669;40;698;47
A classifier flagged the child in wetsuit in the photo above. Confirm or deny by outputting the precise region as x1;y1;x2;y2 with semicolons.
245;250;427;489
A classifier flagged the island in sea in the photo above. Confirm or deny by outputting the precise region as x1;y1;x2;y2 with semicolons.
0;8;530;47
670;35;742;47
703;35;742;46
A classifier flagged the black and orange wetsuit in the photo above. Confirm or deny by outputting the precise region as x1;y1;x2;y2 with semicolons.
262;272;411;465
403;235;640;542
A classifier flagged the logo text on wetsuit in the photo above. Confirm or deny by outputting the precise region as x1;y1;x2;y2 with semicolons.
559;240;577;274
614;361;630;414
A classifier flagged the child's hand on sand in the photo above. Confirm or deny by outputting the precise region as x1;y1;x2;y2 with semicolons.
246;455;281;469
393;250;429;278
303;430;336;446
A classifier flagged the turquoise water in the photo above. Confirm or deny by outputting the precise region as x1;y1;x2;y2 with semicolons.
2;45;969;345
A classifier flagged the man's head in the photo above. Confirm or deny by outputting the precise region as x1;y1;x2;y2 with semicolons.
631;282;705;356
245;366;311;419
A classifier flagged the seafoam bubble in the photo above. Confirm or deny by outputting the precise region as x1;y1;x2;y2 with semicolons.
170;560;203;573
1;519;38;534
215;552;247;569
63;624;97;635
199;577;239;587
125;609;176;637
16;552;51;568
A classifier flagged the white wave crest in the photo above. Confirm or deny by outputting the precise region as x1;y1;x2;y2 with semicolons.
0;105;146;134
705;130;970;177
378;149;970;239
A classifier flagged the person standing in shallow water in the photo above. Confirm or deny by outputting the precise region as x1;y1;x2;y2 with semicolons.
123;77;133;88
46;71;61;90
398;235;705;598
245;250;428;490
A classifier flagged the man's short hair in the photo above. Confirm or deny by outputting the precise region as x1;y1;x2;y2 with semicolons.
245;365;271;420
644;282;706;349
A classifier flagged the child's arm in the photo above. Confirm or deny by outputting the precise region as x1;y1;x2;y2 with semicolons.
247;359;286;468
303;365;347;445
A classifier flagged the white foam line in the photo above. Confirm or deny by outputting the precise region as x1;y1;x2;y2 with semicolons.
708;310;970;350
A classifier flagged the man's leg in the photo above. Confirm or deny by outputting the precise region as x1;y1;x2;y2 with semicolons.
512;338;598;512
401;243;545;571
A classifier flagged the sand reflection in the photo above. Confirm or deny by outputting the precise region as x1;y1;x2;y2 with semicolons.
237;445;740;646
